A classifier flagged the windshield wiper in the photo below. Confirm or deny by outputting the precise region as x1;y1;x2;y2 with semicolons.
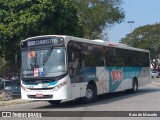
43;47;53;66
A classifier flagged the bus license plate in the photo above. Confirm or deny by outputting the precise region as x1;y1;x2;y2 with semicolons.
36;94;43;97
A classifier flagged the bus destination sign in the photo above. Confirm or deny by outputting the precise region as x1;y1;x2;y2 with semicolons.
27;39;55;46
21;37;64;48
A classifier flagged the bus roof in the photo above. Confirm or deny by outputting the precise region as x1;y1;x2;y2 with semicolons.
21;35;67;42
21;35;149;53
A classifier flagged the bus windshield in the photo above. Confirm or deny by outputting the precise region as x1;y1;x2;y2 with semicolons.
21;47;66;78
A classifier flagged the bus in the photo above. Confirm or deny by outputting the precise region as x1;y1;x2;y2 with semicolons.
20;35;150;104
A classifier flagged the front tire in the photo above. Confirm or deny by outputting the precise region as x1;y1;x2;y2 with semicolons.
80;84;97;103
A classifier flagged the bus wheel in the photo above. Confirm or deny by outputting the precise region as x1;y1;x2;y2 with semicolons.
80;84;97;103
48;100;61;105
131;79;138;93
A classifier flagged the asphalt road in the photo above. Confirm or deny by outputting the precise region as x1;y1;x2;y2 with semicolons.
0;79;160;120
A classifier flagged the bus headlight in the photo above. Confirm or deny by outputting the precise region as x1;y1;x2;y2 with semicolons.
52;81;67;91
21;84;29;91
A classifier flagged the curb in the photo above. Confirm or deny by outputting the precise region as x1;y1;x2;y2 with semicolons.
151;82;160;87
0;99;34;107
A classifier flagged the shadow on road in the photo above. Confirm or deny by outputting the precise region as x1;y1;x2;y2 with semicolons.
33;86;160;110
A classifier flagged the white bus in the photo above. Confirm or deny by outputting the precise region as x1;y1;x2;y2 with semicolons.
20;35;150;104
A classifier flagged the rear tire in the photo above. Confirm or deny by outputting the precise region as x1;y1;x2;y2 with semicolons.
80;84;97;103
48;100;61;105
131;79;138;93
126;78;138;93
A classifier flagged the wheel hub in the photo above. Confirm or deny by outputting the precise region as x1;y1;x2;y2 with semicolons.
86;89;93;99
134;82;137;91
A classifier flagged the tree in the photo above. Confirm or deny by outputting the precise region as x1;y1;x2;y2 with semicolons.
0;58;5;77
75;0;125;39
0;0;125;77
0;0;81;76
121;23;160;70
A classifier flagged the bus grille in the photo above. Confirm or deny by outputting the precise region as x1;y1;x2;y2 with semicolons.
27;95;53;99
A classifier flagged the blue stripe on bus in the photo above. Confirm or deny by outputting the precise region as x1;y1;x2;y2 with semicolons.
49;81;58;86
23;82;37;85
72;66;142;91
106;67;142;92
23;80;58;86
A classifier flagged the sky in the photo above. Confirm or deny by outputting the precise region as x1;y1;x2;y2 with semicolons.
107;0;160;42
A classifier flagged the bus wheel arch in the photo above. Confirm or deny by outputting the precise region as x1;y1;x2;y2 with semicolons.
88;80;97;95
80;80;97;103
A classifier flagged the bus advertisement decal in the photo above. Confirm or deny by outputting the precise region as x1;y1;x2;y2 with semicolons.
107;67;142;92
108;67;123;92
111;68;123;84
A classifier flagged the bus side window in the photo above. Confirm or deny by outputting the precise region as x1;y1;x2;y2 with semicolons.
72;52;81;69
103;47;109;66
68;41;81;78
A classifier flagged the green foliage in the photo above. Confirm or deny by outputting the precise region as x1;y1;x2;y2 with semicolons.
0;58;5;77
0;60;19;78
121;23;160;69
0;0;82;77
0;0;125;77
75;0;125;39
0;0;81;63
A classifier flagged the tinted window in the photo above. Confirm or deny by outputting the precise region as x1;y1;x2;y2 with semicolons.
68;41;150;67
68;41;81;78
